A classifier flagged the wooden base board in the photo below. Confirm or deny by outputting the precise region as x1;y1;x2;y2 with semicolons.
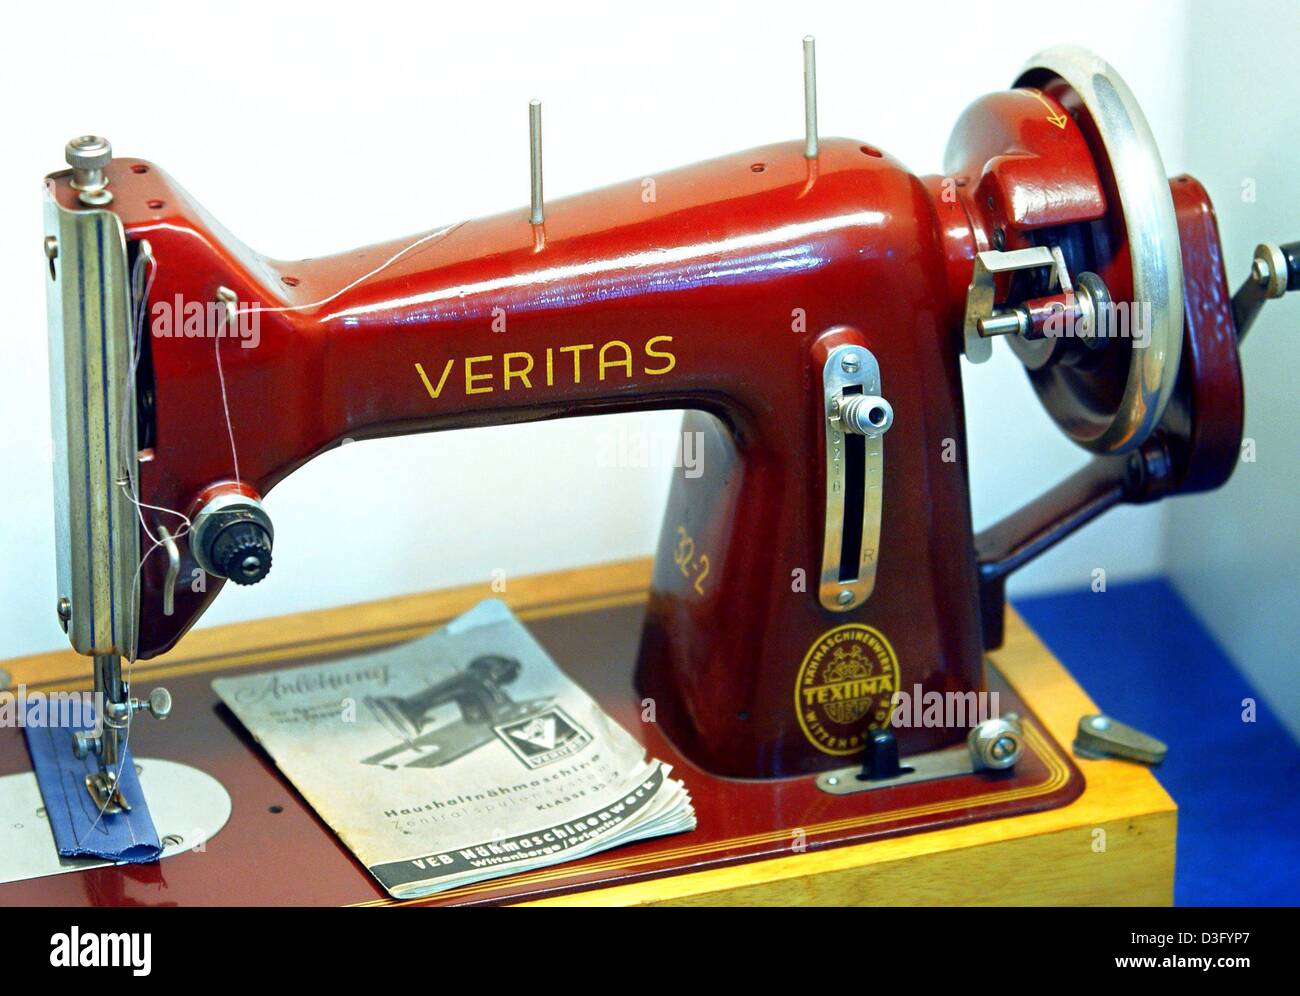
0;558;1175;906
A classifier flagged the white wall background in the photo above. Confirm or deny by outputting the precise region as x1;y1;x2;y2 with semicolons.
4;0;1284;723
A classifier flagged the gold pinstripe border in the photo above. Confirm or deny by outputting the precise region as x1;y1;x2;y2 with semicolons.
350;720;1070;907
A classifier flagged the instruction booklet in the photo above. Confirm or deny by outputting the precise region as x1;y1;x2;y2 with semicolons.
213;600;695;898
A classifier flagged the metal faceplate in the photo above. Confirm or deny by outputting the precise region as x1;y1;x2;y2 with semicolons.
818;344;888;612
816;715;1025;795
816;744;977;794
44;182;140;657
0;758;232;885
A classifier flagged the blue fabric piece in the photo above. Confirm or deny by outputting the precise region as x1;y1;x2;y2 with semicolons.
23;707;161;863
1014;578;1300;906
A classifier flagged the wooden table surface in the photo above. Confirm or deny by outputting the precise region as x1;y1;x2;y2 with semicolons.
1;558;1175;906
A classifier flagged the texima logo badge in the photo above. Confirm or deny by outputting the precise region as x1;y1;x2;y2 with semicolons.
49;928;151;976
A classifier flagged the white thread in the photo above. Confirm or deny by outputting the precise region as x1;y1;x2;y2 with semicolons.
120;246;192;649
80;246;183;841
219;223;463;482
79;248;172;842
214;318;241;486
229;222;462;318
80;223;463;843
116;222;465;647
121;245;191;545
76;526;173;842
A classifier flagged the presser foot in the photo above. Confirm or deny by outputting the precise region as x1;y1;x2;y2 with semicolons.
83;769;131;815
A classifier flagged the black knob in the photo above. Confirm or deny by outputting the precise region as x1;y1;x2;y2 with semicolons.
859;728;903;781
1281;240;1300;292
208;521;273;585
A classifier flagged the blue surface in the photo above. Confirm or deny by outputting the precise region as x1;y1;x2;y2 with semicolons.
24;709;161;863
1014;578;1300;906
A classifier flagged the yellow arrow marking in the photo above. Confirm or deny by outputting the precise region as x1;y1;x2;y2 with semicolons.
1028;89;1070;129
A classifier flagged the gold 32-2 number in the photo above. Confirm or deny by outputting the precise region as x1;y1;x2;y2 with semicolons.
673;525;710;595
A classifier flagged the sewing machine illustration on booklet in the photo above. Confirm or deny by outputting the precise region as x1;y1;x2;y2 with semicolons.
22;41;1296;901
362;654;554;769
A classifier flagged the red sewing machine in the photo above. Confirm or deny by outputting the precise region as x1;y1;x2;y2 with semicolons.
28;42;1293;901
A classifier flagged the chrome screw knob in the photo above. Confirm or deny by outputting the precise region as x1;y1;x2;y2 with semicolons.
72;731;101;760
147;686;172;720
967;714;1024;771
65;134;111;171
64;135;113;205
129;686;172;721
839;394;894;437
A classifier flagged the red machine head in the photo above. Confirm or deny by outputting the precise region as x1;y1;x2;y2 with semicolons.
44;45;1284;785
